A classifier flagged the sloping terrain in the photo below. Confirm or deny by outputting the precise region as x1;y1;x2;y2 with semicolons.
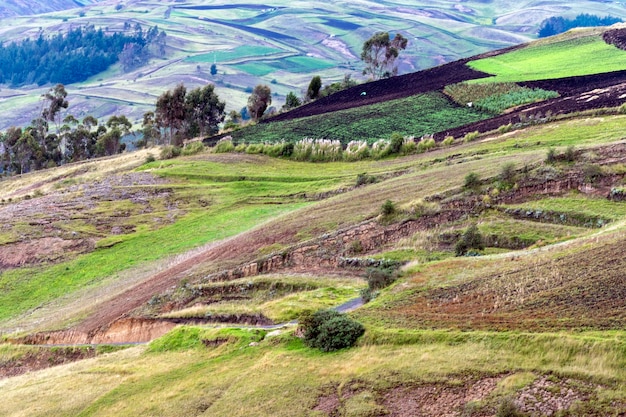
1;1;626;129
2;27;626;417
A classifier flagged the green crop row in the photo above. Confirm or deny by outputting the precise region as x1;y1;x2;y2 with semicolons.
231;93;490;144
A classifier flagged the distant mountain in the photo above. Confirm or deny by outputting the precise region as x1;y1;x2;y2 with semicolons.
0;0;96;18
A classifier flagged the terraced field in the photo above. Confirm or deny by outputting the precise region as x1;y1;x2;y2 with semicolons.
2;1;626;129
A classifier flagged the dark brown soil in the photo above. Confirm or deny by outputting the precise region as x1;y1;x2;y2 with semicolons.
0;346;96;379
266;46;524;123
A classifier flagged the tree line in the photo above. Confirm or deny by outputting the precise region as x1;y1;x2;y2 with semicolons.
0;84;134;175
0;24;166;87
0;30;409;175
538;14;622;38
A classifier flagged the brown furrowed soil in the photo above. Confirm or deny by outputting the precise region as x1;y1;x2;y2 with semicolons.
264;45;526;123
364;233;626;331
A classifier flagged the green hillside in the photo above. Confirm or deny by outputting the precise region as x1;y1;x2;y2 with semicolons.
2;16;626;417
0;0;626;129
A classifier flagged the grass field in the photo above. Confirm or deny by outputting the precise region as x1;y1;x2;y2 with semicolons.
468;34;626;82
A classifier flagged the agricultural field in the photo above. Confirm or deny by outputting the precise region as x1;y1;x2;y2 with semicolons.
2;0;626;129
468;33;626;82
3;6;626;415
230;93;490;144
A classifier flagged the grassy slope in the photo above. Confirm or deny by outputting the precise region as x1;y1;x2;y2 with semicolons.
1;114;626;415
468;32;626;82
3;115;626;332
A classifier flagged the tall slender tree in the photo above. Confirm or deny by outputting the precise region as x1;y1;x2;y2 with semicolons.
361;32;408;80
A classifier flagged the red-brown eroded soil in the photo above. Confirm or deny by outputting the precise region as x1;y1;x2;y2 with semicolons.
0;347;96;380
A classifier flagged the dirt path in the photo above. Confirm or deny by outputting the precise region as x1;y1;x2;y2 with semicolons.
75;220;293;333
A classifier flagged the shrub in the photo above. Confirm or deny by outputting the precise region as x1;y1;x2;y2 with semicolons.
344;140;370;161
583;164;603;183
371;139;391;159
417;137;436;153
145;154;156;163
495;397;527;417
261;142;288;157
442;136;455;146
160;145;182;159
463;131;479;142
464;172;481;190
564;145;576;162
545;147;557;164
366;266;396;290
455;224;484;256
356;172;376;186
498;123;513;134
245;143;264;154
234;143;247;152
348;240;363;255
403;198;440;217
400;136;417;155
181;141;205;156
214;138;234;153
388;132;405;154
381;199;396;216
499;162;516;187
292;138;342;162
299;310;365;352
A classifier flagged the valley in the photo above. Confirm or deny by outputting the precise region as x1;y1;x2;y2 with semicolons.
1;4;626;417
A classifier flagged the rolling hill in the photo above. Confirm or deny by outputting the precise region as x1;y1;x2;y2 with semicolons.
1;23;626;417
1;0;626;131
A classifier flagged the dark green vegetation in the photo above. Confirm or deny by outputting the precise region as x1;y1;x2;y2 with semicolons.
444;82;559;114
0;24;165;87
299;310;365;352
539;13;622;38
230;93;489;144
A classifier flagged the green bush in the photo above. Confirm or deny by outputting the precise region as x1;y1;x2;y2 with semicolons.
145;154;156;163
463;131;480;143
400;138;417;155
499;162;516;187
442;136;455;146
381;199;396;216
299;309;365;352
464;172;481;190
389;132;404;154
545;147;557;164
498;123;513;134
160;145;182;160
245;143;264;154
495;397;528;417
366;266;396;290
455;224;484;256
356;172;376;187
417;137;436;153
234;143;247;152
181;141;205;156
564;145;576;162
214;139;234;153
